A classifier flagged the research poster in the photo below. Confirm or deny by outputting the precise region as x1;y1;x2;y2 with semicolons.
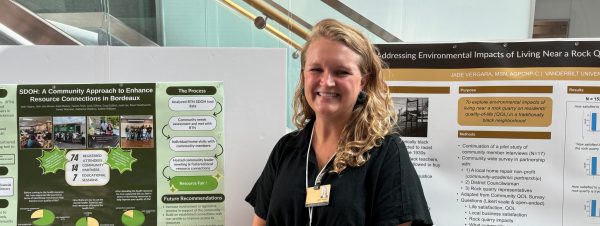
0;82;224;226
378;41;600;226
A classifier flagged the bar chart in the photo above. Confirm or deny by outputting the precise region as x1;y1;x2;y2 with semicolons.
583;111;600;140
593;157;598;176
592;113;598;132
588;199;600;217
585;157;599;176
589;112;598;132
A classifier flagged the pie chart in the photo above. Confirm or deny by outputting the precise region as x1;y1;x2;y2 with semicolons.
75;217;99;226
121;209;145;226
31;209;55;226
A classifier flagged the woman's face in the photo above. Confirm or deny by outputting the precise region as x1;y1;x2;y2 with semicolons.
303;38;364;120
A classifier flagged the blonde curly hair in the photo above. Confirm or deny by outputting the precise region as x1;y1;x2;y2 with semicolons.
293;19;398;173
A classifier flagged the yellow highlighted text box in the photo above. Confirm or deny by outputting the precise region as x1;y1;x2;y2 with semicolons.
458;97;552;127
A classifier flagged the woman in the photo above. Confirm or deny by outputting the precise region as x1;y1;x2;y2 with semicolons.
246;19;433;226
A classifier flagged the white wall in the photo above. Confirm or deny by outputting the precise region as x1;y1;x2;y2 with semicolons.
535;0;600;38
569;0;600;38
534;0;571;20
342;0;534;42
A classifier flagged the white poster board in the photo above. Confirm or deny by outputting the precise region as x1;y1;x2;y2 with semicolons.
0;46;286;225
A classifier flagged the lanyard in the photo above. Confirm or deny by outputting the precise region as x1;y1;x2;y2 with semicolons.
305;126;336;226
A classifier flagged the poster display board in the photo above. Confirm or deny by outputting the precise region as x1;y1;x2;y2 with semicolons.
0;46;287;226
0;82;224;225
378;41;600;226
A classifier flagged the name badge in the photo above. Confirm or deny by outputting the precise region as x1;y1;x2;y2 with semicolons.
305;184;331;207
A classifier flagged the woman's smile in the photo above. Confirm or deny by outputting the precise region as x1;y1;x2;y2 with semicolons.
316;91;340;97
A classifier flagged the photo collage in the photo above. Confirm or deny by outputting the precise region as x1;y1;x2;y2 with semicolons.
18;115;154;150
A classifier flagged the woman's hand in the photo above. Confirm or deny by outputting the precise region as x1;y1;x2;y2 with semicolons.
252;214;266;226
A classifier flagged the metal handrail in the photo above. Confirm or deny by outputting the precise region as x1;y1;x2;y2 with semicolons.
242;0;309;40
221;0;305;50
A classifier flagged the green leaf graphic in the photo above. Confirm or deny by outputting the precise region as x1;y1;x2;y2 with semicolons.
36;147;67;174
107;147;137;174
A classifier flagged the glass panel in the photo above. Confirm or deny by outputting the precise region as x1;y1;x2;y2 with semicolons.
11;0;157;45
106;0;157;43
